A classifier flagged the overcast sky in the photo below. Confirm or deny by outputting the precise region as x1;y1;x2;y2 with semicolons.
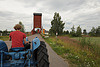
0;0;100;32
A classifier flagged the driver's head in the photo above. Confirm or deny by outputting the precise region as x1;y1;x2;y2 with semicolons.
14;24;22;30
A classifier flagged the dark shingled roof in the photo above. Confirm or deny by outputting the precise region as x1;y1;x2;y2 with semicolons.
33;13;42;16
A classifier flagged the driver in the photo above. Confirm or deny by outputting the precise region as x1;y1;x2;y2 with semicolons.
9;24;29;48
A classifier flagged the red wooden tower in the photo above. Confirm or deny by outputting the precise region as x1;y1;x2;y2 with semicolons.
31;13;42;34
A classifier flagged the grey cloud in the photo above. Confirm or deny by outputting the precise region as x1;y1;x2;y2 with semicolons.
16;0;43;8
0;0;100;32
0;0;6;1
16;0;85;12
71;10;100;24
0;11;32;31
43;0;86;11
0;11;14;17
66;22;72;24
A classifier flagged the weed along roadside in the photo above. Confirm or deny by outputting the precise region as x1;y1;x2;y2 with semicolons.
0;34;31;41
44;36;100;67
0;36;9;41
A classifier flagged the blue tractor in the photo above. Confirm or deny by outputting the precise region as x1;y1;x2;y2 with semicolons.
0;37;49;67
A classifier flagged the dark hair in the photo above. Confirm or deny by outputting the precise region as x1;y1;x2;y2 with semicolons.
14;24;22;30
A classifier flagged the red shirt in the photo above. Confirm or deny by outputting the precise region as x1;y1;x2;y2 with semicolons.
9;31;26;48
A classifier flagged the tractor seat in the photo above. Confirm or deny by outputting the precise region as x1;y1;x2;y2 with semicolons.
10;47;25;52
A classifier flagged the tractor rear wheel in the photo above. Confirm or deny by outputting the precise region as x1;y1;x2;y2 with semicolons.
36;41;49;67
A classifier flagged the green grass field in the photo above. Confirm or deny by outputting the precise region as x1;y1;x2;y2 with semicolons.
0;36;9;41
71;37;100;45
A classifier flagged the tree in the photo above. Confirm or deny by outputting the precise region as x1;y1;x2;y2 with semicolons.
49;12;65;35
96;26;100;36
83;29;87;35
2;29;8;36
66;30;69;34
76;25;82;37
0;30;2;33
70;25;76;36
90;27;96;36
19;21;25;33
63;30;69;34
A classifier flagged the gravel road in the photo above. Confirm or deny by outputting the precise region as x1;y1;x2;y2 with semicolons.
5;34;68;67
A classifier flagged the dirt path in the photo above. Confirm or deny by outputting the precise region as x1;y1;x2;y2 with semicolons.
5;34;68;67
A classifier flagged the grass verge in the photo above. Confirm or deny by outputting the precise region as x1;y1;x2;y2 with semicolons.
0;36;9;41
44;36;100;67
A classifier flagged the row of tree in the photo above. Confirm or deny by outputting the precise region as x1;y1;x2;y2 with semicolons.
49;12;100;37
70;25;82;37
64;25;100;37
0;29;11;36
89;26;100;36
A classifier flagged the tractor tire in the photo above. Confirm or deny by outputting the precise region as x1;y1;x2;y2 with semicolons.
36;41;49;67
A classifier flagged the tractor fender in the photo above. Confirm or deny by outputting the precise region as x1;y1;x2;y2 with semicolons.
32;37;40;51
0;40;8;52
0;40;8;61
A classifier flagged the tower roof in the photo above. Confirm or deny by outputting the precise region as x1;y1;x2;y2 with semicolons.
33;13;42;16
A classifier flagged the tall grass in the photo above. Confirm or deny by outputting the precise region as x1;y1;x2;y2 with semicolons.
44;36;100;67
0;36;9;41
79;37;100;57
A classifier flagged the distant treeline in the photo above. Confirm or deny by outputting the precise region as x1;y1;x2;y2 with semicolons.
0;29;12;36
63;26;100;37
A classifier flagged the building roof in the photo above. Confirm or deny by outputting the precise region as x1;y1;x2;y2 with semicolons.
33;13;42;16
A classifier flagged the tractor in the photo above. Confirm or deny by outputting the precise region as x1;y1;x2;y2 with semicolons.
0;37;49;67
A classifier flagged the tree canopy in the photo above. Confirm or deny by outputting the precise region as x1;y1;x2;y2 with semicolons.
70;25;76;36
76;25;82;37
19;21;25;33
49;12;65;35
90;27;96;36
89;26;100;36
83;29;87;35
70;25;82;37
95;26;100;36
